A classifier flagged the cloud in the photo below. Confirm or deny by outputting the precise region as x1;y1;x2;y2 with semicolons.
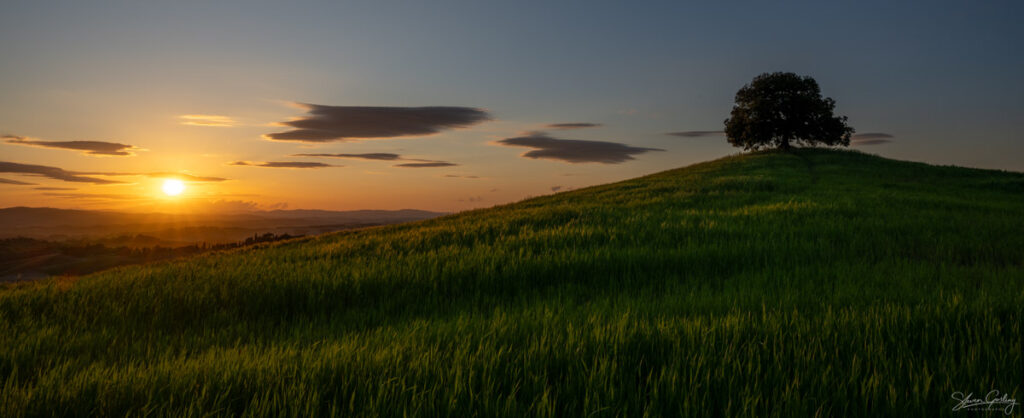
197;199;282;213
851;132;895;145
0;161;123;184
666;131;723;138
851;139;892;145
296;152;460;168
83;171;228;182
145;173;227;182
0;177;36;185
853;133;894;139
34;187;75;191
264;104;491;142
496;132;663;164
42;192;138;201
265;202;288;210
202;199;260;212
443;174;480;179
230;161;336;169
4;135;140;156
0;162;227;186
551;186;562;192
293;153;401;161
546;123;602;130
180;114;236;127
394;161;457;168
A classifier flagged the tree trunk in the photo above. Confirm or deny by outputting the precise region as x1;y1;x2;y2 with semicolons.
780;138;791;151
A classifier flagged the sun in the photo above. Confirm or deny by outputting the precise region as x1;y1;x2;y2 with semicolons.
162;179;186;196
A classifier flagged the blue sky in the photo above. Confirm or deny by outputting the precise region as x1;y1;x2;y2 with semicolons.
1;1;1021;211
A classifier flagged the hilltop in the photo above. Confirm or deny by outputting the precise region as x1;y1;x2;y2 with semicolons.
1;149;1022;417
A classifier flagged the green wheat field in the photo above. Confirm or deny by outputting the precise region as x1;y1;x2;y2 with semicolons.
1;149;1022;417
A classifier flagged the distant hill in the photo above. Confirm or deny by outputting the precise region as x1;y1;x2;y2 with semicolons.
0;206;446;243
0;206;129;228
1;149;1022;416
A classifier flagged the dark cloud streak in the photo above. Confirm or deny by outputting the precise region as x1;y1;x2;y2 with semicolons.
852;132;895;145
0;161;122;184
546;123;602;129
231;161;336;169
851;139;892;145
0;161;226;185
292;153;401;161
394;162;458;168
496;132;663;164
4;135;140;156
666;131;723;138
297;152;458;167
265;104;491;143
852;133;894;140
0;177;36;185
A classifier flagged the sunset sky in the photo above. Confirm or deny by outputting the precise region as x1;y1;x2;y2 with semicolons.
1;1;1021;212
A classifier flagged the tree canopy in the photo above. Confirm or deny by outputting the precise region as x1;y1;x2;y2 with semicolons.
724;72;853;151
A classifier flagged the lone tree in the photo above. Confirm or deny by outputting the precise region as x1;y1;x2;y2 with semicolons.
724;72;853;151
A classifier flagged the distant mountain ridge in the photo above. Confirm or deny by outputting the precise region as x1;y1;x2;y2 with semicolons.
0;206;447;242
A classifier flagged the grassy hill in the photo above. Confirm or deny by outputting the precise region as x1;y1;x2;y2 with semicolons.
1;149;1022;417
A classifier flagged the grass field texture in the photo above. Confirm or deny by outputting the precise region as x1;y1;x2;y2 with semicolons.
1;149;1022;417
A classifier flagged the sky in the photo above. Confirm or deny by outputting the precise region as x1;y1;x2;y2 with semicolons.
1;0;1021;213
